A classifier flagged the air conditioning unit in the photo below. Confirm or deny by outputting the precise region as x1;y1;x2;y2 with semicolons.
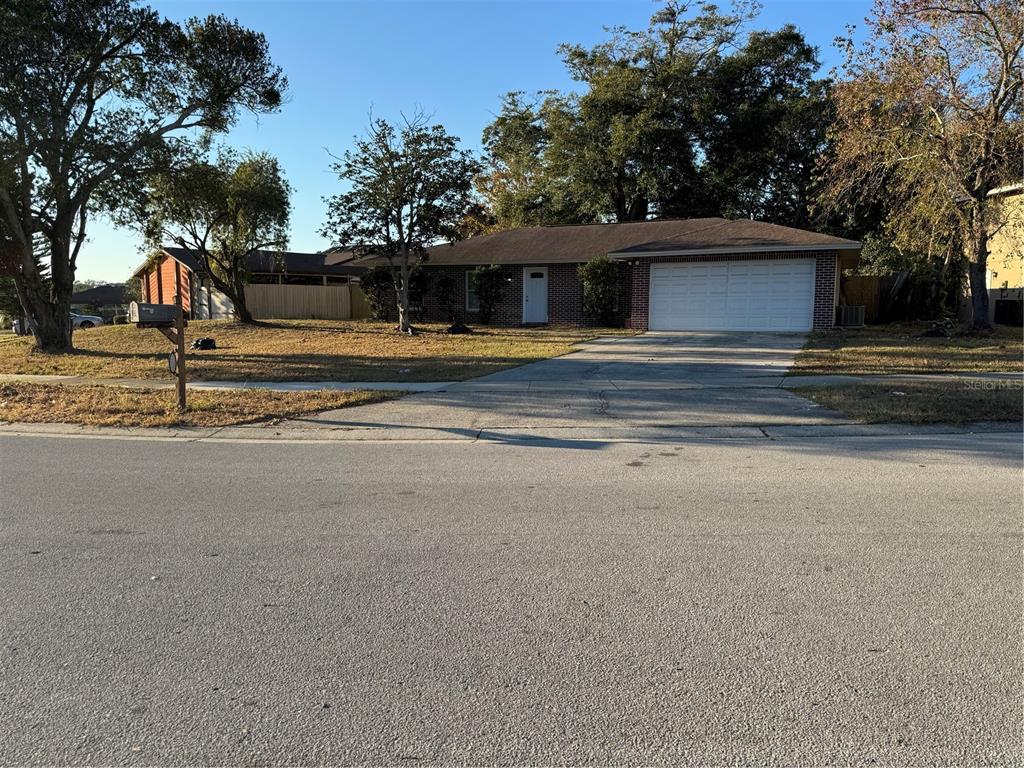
837;304;866;327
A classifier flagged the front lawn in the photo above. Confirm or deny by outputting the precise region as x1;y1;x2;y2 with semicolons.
793;322;1023;375
0;382;398;427
793;380;1023;424
0;320;632;382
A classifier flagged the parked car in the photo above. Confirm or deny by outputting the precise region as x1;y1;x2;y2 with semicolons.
70;312;104;329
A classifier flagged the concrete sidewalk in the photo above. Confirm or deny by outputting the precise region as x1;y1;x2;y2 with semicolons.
2;370;1018;394
0;373;451;392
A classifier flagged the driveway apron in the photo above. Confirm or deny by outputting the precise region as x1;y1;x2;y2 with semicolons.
292;332;850;432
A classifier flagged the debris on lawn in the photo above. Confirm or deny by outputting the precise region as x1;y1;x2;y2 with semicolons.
446;322;472;334
190;337;217;350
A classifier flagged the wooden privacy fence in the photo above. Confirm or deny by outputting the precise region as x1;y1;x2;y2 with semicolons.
842;275;881;322
244;284;372;320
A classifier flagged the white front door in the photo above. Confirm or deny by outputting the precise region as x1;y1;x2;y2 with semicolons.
522;267;549;323
648;258;816;331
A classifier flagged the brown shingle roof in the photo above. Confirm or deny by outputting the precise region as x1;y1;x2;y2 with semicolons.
131;247;367;278
609;219;861;257
408;218;859;266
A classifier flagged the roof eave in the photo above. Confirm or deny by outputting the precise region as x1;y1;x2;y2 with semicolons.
608;243;862;259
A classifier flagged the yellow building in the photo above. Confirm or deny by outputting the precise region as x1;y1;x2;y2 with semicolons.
985;182;1023;324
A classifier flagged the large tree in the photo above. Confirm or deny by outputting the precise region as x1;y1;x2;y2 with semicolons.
321;115;479;334
478;1;831;228
137;149;291;323
0;0;286;351
543;0;749;222
682;25;833;226
817;0;1023;331
476;92;592;230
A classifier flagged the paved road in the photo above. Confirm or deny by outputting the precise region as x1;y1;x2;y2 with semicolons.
292;332;851;432
1;431;1021;765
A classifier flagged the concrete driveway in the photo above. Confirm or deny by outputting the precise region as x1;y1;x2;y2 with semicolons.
294;332;849;434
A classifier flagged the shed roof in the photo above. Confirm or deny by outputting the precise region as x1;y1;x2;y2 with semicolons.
131;248;366;279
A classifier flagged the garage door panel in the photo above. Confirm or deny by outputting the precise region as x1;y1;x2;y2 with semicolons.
649;259;815;331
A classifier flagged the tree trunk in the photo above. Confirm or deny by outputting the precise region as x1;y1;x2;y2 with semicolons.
21;290;73;351
232;285;254;323
395;254;413;334
967;260;991;332
13;243;74;352
966;207;992;333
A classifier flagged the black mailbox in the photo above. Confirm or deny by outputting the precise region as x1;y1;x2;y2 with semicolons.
129;302;183;328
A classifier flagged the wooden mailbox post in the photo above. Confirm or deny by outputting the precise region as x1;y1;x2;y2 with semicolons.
128;294;188;413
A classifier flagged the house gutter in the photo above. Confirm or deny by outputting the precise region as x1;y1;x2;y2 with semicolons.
607;243;862;259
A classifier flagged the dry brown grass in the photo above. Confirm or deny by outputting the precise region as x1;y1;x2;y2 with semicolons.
792;380;1023;424
0;320;632;382
794;323;1023;375
0;382;399;427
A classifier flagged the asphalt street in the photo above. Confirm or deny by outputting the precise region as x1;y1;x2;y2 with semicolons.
1;432;1021;765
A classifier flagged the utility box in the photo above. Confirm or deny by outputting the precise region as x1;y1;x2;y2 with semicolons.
836;304;866;327
129;302;182;328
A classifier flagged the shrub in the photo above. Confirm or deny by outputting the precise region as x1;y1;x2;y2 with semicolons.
358;265;395;321
578;255;627;326
469;265;506;325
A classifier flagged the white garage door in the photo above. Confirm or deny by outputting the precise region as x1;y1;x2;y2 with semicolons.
648;258;816;331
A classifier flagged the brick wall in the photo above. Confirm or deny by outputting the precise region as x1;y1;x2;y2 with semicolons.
627;250;840;331
548;264;585;325
812;252;837;329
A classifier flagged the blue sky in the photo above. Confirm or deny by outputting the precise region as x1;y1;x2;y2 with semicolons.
80;0;873;282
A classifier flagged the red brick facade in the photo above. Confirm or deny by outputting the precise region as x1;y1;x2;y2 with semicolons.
626;250;840;331
419;264;593;326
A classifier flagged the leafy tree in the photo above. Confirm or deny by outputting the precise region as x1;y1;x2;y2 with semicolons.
0;0;286;351
816;0;1023;331
578;255;628;326
479;2;831;229
322;114;480;334
476;93;592;230
546;0;754;222
469;265;506;325
0;277;21;321
138;148;291;323
682;26;832;226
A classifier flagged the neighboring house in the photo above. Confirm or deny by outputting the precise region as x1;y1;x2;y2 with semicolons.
130;248;368;320
378;218;860;331
71;284;128;320
985;182;1024;325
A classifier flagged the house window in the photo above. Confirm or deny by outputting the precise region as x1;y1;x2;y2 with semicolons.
325;276;349;285
465;270;480;311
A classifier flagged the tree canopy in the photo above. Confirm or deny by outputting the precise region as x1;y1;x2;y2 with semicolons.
0;0;286;350
477;1;832;229
138;148;291;323
321;114;479;333
816;0;1023;330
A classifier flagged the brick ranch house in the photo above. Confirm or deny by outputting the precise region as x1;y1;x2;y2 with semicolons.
131;247;366;320
389;218;861;331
